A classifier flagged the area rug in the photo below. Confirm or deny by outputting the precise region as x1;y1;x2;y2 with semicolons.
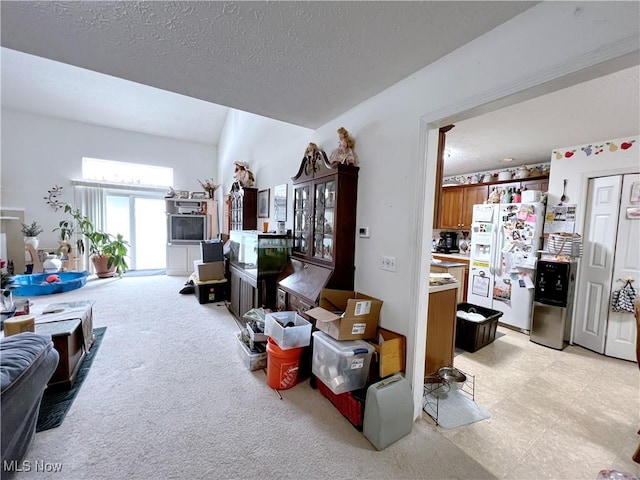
423;387;491;429
36;327;106;432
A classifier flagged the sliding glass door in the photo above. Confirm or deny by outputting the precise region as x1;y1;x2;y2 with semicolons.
106;194;166;270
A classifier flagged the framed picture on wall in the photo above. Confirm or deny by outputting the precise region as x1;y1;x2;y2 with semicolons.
258;189;270;218
273;184;287;222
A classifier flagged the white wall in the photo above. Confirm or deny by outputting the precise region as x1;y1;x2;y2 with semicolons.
1;110;218;248
215;1;639;417
548;135;640;232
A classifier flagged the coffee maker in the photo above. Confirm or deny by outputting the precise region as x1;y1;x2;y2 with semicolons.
436;231;460;253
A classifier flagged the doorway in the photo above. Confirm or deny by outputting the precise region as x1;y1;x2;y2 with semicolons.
573;173;639;361
106;194;166;270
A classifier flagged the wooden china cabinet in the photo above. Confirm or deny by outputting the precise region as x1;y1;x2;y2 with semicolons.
229;187;257;231
278;147;359;313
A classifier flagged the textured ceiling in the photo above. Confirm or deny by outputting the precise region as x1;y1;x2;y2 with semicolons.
1;2;638;177
444;64;640;176
0;1;536;128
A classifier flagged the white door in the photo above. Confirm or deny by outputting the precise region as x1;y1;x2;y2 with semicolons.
604;174;640;361
573;176;622;353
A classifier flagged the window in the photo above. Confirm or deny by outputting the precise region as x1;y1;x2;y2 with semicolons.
82;157;173;187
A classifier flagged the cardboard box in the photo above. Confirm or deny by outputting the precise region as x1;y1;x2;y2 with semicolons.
193;260;225;282
194;278;227;304
306;289;382;341
366;327;406;381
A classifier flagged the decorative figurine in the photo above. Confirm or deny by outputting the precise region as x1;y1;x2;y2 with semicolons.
232;161;255;192
329;127;358;166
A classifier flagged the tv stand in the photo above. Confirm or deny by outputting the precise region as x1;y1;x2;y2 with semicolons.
165;198;219;276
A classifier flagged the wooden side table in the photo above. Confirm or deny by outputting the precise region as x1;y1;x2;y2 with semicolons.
35;319;85;390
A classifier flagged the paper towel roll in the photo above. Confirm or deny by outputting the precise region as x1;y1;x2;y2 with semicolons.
3;315;35;336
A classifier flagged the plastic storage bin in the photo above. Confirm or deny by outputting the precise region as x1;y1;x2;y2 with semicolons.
264;311;312;349
312;331;374;395
235;332;267;371
455;303;504;353
316;378;366;430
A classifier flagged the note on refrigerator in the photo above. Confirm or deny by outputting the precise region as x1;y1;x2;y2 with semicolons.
474;205;495;222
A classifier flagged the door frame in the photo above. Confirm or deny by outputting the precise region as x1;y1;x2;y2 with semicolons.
410;60;639;418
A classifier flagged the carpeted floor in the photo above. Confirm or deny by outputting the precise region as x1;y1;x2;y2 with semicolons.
36;327;106;432
121;269;166;277
13;276;495;480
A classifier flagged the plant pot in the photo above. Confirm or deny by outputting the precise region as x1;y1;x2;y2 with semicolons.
92;255;117;278
24;236;39;249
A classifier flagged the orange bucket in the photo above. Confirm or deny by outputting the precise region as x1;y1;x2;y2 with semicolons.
266;337;303;390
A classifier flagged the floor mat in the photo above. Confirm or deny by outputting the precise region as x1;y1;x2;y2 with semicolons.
423;387;490;429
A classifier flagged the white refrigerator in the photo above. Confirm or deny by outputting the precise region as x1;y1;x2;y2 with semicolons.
466;202;545;331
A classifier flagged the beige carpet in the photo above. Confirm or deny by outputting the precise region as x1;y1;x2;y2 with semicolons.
12;275;495;480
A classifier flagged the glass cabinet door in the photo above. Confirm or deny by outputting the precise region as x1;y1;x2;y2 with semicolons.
293;185;310;254
312;180;335;261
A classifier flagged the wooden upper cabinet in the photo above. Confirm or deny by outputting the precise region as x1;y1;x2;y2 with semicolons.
521;178;549;192
439;185;488;229
439;187;464;230
461;185;489;228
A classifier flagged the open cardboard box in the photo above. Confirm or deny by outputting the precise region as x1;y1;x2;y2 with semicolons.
305;288;382;341
366;327;406;381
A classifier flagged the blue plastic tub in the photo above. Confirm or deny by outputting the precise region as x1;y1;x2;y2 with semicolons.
11;272;89;296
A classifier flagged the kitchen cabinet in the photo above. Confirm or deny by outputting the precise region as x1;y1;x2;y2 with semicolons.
430;261;465;304
440;185;488;229
432;254;470;302
521;178;549;192
426;283;459;375
230;187;257;231
438;175;548;229
291;151;358;291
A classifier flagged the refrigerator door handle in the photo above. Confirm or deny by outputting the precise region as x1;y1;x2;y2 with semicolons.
489;226;499;275
493;226;504;276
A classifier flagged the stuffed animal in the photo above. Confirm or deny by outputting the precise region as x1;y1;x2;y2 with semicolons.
233;161;255;188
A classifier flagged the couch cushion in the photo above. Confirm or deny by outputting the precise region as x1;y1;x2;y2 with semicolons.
1;332;54;392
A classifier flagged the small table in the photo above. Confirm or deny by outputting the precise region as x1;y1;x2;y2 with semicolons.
35;319;85;390
33;300;95;390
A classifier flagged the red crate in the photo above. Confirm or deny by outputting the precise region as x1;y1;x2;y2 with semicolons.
316;377;365;430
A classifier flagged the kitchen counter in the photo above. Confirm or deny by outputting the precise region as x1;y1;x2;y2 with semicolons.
428;282;459;294
431;251;471;263
431;259;467;268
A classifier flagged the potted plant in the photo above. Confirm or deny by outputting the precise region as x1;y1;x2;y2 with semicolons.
21;221;44;249
85;231;130;278
55;204;130;277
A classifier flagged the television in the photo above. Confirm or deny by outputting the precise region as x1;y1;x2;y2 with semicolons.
167;214;208;245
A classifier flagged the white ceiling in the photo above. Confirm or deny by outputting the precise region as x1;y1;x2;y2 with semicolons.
1;1;639;176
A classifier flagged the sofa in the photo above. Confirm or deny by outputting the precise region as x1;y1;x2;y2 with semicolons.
1;332;59;464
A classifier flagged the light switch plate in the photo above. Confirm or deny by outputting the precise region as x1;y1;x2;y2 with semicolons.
359;226;370;238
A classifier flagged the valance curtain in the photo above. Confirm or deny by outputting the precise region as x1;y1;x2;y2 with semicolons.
74;185;106;273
